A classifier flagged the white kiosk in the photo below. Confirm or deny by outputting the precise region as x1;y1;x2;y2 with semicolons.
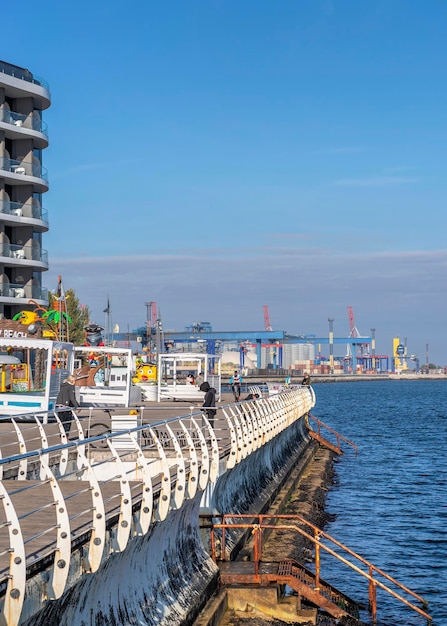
0;337;74;418
73;346;136;407
156;352;221;402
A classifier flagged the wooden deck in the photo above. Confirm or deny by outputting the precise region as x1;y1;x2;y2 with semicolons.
0;395;243;587
0;388;313;600
0;480;130;578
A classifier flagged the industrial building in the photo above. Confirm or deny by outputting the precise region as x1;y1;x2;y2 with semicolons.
127;304;383;374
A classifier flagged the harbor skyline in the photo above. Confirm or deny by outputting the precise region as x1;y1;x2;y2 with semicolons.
4;1;447;363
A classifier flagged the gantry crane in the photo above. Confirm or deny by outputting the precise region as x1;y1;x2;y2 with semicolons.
347;305;361;339
346;306;369;358
263;305;272;331
145;302;158;330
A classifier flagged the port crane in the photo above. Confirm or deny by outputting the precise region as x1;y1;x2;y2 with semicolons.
263;305;272;331
145;301;158;330
347;306;361;340
346;306;370;366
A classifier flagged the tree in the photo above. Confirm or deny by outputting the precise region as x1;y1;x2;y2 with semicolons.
48;288;90;345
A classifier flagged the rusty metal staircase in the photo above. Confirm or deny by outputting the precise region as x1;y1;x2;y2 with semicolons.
277;558;360;619
205;514;432;624
306;413;358;455
220;557;360;619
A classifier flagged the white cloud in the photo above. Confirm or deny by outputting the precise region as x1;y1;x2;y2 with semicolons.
46;246;447;364
50;158;143;180
334;176;420;187
314;146;366;155
383;165;418;174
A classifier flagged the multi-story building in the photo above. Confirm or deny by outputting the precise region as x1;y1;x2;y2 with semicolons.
0;60;50;319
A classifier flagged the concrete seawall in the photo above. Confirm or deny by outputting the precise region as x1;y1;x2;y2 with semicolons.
24;412;313;626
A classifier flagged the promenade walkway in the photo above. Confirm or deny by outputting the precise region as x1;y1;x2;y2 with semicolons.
0;387;315;626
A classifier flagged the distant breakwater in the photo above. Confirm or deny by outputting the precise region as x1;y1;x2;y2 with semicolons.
245;373;447;384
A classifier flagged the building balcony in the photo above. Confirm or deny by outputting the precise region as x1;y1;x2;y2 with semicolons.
0;61;50;110
0;243;48;270
0;157;49;192
0;109;49;149
0;200;49;232
0;282;48;303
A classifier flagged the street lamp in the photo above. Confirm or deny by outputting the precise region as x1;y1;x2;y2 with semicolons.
371;328;376;371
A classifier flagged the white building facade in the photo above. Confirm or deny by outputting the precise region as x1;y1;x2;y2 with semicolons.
0;60;50;318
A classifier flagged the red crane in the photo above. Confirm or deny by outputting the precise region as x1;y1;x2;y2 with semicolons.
347;306;369;357
347;305;360;338
263;305;272;331
145;301;158;330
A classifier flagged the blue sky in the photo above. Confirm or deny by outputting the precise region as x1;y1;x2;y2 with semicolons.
4;0;447;363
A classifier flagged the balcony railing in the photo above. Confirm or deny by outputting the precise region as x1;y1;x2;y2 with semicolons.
0;61;50;92
0;157;48;182
0;243;48;265
0;199;48;223
0;108;48;136
0;282;48;300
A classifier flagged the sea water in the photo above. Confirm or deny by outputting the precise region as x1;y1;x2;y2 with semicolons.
312;379;447;626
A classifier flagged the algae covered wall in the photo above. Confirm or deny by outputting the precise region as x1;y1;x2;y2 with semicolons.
24;416;311;626
210;416;310;515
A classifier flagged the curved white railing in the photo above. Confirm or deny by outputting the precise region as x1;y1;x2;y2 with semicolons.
0;388;314;625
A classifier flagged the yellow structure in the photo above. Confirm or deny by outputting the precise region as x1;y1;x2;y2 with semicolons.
393;337;408;371
0;357;28;392
13;307;57;338
132;363;157;383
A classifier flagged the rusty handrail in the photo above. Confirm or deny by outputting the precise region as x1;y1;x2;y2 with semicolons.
308;413;358;454
205;513;431;623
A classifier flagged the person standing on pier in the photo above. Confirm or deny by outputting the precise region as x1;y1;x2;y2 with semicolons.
301;372;311;386
200;381;216;429
229;370;242;401
55;375;79;436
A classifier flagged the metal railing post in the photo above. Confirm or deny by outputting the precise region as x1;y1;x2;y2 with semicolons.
371;579;377;622
314;529;320;589
0;479;26;626
253;525;261;576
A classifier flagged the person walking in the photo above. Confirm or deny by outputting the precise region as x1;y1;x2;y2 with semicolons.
229;370;242;401
200;381;217;429
196;372;204;388
55;375;79;436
